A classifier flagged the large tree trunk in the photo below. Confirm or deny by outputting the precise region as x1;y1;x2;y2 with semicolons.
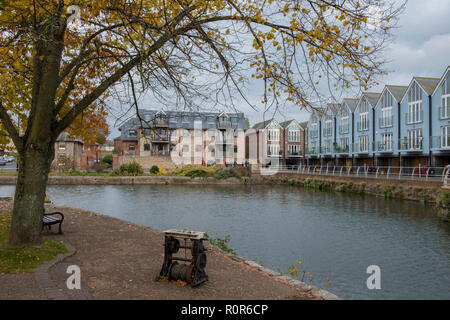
9;140;55;246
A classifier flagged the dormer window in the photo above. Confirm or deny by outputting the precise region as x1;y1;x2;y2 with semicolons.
129;129;137;136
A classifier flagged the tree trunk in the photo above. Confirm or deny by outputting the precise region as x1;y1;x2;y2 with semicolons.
9;141;55;246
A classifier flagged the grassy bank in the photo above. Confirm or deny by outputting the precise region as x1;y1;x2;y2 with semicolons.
0;211;67;273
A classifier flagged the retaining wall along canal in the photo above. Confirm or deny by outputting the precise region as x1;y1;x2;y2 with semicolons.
0;174;448;221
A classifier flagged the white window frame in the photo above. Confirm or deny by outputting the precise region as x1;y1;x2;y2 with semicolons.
267;144;280;156
288;129;300;142
381;133;393;151
441;76;450;119
441;126;450;149
359;135;369;152
268;128;280;142
407;129;423;150
380;92;393;128
340;116;349;134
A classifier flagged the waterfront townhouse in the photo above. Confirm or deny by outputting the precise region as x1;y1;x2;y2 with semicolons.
431;67;450;167
306;108;324;165
246;118;307;166
116;110;247;169
335;98;358;166
279;119;307;166
353;92;381;166
399;77;440;168
320;103;340;165
373;85;408;167
246;118;281;166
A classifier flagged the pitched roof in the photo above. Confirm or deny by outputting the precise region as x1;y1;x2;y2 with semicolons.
432;66;450;96
252;118;275;130
385;85;408;102
56;132;83;144
299;121;308;129
326;103;341;115
342;98;359;113
363;92;382;108
279;119;303;130
414;77;440;95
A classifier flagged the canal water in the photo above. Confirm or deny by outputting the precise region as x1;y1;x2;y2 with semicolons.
0;184;448;300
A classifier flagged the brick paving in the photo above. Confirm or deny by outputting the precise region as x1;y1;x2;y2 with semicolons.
0;200;319;300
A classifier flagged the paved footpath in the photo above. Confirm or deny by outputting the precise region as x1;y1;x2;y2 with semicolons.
0;200;324;300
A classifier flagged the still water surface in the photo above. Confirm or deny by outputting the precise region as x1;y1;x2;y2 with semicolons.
1;184;449;299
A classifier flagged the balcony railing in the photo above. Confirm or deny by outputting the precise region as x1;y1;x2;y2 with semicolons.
288;151;302;157
307;148;319;155
154;119;169;127
334;144;351;154
152;134;169;142
431;136;450;150
405;111;423;124
399;139;423;151
217;120;232;130
379;116;393;128
375;142;393;152
267;150;282;157
353;142;371;153
439;106;450;120
320;146;333;154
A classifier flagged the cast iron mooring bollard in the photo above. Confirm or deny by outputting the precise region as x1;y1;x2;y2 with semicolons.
157;229;208;287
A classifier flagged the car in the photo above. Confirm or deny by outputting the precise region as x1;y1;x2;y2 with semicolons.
0;159;6;166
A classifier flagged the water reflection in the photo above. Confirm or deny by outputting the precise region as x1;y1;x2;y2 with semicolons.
0;184;448;299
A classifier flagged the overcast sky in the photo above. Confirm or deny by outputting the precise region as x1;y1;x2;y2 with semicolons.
107;0;450;139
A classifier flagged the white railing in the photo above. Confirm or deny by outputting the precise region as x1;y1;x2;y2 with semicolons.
256;164;446;183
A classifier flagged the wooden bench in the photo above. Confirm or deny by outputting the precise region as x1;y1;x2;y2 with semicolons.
42;211;64;234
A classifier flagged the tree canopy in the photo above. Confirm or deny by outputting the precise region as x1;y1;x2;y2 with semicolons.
0;0;403;149
0;0;404;245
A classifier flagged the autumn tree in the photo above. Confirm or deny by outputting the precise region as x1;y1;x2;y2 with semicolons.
0;0;403;245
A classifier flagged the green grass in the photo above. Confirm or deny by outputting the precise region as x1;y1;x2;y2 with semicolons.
0;211;67;274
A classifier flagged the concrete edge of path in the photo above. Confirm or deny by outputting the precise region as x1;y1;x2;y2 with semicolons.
34;241;77;300
209;245;341;300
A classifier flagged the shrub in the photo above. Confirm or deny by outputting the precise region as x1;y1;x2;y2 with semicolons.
102;154;113;166
170;164;224;178
118;161;143;176
215;168;233;179
150;165;160;174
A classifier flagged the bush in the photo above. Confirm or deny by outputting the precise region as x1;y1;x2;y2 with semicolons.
170;164;223;178
102;154;113;166
215;168;233;179
150;165;160;174
118;161;143;176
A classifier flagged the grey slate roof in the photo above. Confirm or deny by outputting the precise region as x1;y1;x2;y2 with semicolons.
342;98;359;113
279;119;302;129
118;109;248;141
414;77;440;96
56;132;83;144
326;103;341;116
385;85;408;102
252;118;275;130
363;92;382;108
